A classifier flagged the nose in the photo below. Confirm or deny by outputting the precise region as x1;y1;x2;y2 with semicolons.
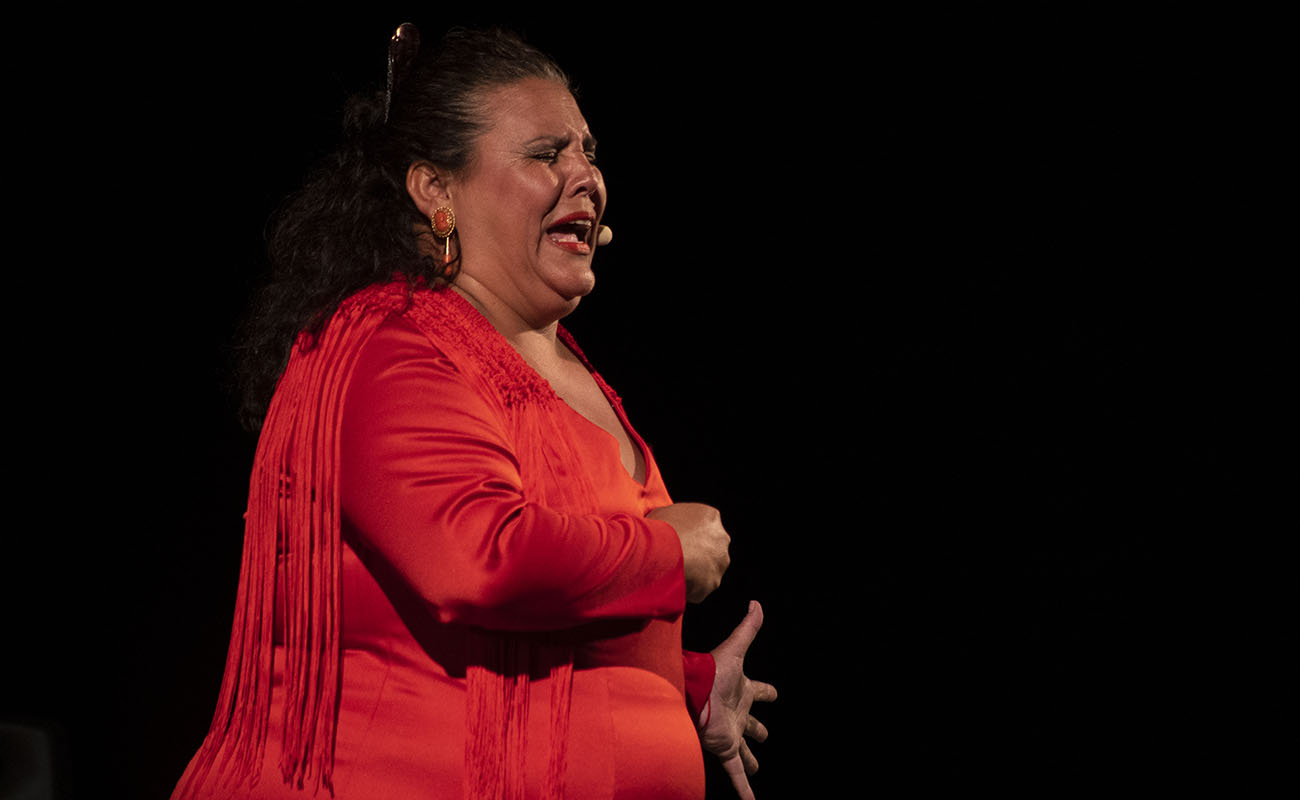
565;153;602;204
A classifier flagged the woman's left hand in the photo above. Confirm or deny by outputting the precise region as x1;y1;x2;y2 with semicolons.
699;601;778;800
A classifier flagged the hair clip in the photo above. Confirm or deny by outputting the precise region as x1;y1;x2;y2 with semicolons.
385;23;421;123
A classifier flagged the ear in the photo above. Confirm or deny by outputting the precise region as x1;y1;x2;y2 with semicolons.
406;161;454;218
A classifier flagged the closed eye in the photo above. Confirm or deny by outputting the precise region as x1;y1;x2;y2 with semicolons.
524;134;598;165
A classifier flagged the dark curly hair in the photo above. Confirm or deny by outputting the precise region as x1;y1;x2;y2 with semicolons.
235;27;570;429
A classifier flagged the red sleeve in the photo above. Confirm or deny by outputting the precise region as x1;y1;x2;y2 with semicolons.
682;650;716;724
340;317;686;631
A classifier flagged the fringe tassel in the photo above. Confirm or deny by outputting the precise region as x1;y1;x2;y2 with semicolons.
501;378;590;800
173;284;410;800
409;291;605;800
543;658;573;800
177;284;610;800
464;633;531;800
463;636;574;800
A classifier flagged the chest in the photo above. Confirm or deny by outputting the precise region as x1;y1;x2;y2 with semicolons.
539;358;647;485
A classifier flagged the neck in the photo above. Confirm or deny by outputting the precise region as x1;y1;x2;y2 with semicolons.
450;276;563;352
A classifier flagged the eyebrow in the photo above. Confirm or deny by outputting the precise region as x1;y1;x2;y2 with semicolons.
524;134;599;152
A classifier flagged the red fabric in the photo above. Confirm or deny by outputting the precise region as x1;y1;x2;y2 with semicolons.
681;651;717;725
174;284;707;799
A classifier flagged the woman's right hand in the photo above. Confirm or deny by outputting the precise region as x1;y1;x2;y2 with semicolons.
647;503;731;603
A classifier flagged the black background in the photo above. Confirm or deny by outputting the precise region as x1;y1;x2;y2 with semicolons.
3;5;1286;798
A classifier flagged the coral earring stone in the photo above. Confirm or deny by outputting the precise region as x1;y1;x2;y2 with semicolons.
432;208;455;238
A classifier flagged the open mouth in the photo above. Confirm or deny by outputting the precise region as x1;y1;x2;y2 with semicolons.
546;214;595;254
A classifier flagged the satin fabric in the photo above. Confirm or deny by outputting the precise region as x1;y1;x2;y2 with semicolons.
176;290;706;799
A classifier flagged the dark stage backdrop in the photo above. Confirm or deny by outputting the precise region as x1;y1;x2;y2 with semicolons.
4;6;1282;799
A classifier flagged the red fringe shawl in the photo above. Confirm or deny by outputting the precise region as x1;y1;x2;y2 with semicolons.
175;281;608;800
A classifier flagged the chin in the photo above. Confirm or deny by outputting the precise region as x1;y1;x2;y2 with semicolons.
572;269;597;298
548;264;597;302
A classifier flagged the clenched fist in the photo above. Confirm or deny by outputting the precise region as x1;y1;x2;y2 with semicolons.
647;502;731;603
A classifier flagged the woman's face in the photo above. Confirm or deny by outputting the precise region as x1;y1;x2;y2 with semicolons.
451;78;606;324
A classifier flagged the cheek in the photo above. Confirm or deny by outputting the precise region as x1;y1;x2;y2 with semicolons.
510;164;559;194
542;175;568;209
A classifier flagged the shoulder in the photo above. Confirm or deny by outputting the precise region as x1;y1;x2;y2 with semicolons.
356;313;463;380
395;288;556;410
342;287;553;419
344;311;512;441
329;283;479;380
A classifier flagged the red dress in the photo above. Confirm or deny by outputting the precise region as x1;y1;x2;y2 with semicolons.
173;285;710;799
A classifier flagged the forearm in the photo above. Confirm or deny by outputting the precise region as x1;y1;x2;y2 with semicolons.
341;317;687;630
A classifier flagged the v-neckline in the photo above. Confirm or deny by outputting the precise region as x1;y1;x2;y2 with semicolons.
553;388;650;487
443;288;651;487
551;341;651;488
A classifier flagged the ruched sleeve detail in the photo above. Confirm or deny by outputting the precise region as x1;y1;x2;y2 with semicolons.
340;316;686;631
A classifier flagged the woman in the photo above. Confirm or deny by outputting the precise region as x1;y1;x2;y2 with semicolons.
172;24;774;800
